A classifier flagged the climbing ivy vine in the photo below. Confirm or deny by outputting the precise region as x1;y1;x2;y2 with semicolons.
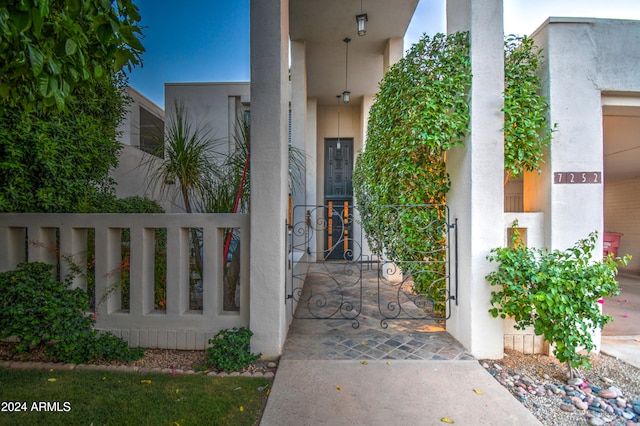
353;32;554;308
354;32;471;213
353;32;471;306
503;35;554;183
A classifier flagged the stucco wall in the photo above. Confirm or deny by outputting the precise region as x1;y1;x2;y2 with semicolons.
530;19;640;252
446;0;505;359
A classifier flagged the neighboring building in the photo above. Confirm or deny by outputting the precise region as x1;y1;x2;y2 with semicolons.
111;87;171;210
165;82;250;154
118;86;164;155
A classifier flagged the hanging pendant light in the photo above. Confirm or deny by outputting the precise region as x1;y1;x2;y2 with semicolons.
342;38;351;104
356;0;368;36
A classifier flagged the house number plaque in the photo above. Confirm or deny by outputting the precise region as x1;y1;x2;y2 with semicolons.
554;172;601;184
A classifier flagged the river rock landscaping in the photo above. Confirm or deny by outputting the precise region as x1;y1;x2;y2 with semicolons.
482;349;640;425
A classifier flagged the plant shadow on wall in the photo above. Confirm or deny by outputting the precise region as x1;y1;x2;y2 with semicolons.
141;101;306;311
486;224;630;379
353;32;554;314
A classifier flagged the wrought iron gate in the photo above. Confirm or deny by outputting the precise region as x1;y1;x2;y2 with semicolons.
287;204;457;328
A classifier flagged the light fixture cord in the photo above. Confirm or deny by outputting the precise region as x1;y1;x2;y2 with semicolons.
345;39;349;91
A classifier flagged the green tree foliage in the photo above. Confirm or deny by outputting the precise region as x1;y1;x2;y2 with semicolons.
503;35;554;183
0;0;144;213
0;73;129;212
487;227;629;376
0;0;144;111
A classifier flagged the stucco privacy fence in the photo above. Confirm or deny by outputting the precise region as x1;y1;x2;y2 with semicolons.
0;213;250;350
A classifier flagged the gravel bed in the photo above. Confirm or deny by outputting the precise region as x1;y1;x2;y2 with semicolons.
481;349;640;426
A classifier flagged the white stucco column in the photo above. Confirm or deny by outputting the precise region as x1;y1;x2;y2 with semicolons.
446;0;505;359
383;37;404;72
305;97;318;260
249;0;290;358
291;39;307;238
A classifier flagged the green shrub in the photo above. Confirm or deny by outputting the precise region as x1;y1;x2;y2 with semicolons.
114;196;164;213
205;328;261;373
486;228;629;376
0;262;144;363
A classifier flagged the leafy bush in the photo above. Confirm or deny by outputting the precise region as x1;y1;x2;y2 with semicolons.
0;0;143;111
114;196;165;214
0;262;144;364
486;228;629;376
205;328;261;373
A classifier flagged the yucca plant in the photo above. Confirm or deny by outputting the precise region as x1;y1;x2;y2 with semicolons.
142;99;225;283
202;115;307;310
142;106;306;311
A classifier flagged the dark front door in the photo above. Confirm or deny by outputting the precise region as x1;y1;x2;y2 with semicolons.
324;138;353;260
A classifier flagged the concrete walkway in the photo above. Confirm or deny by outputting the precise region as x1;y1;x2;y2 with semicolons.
261;359;541;426
601;272;640;369
261;266;640;425
261;264;542;425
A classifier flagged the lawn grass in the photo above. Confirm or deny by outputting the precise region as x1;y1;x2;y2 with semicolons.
0;368;272;426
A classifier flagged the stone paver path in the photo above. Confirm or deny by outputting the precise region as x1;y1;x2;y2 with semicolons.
284;262;473;361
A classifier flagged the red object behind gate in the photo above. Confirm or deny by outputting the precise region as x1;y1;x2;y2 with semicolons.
603;232;623;257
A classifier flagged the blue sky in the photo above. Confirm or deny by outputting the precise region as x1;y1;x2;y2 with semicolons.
127;0;640;108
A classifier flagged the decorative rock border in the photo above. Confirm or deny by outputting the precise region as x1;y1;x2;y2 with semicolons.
482;362;640;425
